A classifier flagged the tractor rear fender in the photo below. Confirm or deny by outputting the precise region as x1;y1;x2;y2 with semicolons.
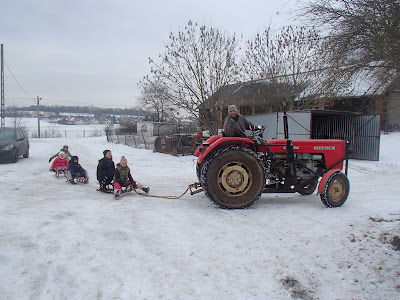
197;137;254;164
318;169;342;194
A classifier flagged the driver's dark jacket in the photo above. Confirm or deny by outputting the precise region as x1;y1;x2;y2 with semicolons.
223;114;254;137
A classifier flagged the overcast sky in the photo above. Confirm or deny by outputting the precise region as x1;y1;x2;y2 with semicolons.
1;0;299;109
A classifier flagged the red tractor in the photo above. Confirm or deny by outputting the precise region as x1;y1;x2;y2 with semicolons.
194;123;351;209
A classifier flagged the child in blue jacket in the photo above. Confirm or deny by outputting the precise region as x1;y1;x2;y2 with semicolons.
67;156;89;183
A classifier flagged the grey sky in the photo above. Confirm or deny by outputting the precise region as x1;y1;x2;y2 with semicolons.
1;0;298;108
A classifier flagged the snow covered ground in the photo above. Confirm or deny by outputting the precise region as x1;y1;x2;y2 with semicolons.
5;117;107;138
0;131;399;299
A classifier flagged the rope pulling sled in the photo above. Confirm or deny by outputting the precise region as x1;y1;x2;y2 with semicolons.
131;182;203;199
93;179;203;199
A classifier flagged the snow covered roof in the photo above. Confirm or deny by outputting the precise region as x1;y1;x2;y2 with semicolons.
335;71;397;97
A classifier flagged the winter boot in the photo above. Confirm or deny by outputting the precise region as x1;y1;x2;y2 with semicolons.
99;179;109;192
114;190;121;199
69;179;75;184
99;184;109;193
142;187;150;194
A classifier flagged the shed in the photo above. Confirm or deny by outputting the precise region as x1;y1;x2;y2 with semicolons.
246;110;380;161
137;121;176;137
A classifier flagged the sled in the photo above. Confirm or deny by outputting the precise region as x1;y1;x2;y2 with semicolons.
69;177;89;184
96;187;114;194
55;170;67;178
96;185;133;198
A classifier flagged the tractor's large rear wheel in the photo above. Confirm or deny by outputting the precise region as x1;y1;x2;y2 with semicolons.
196;162;202;181
200;146;265;209
320;172;350;207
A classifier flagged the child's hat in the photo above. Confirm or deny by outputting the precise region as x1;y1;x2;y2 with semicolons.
103;150;111;156
59;151;66;158
120;156;127;164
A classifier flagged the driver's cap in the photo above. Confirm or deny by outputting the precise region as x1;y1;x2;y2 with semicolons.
228;105;237;112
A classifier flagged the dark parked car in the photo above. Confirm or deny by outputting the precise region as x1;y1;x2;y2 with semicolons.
0;127;29;163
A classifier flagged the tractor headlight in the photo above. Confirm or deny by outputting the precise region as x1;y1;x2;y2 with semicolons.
2;144;14;151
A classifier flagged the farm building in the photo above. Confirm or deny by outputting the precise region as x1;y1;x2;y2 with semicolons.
246;110;380;161
202;76;400;133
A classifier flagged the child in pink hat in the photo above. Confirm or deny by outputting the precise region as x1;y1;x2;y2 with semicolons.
114;156;150;198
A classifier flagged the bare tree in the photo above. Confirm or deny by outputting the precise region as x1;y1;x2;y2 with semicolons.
298;0;400;93
242;26;328;110
138;79;173;122
12;116;29;137
46;122;63;138
140;21;241;134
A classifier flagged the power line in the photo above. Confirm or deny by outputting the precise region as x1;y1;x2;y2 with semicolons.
4;97;33;100
2;53;138;110
276;0;293;15
3;60;34;101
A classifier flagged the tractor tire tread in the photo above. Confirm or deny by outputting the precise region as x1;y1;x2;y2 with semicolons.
320;172;350;208
200;145;265;209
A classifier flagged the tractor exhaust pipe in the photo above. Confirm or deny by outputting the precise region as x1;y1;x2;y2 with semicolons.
283;99;289;139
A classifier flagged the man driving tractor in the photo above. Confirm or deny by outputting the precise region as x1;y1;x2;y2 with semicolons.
222;104;254;137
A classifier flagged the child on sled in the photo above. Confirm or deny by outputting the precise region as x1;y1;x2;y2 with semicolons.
49;145;72;162
114;156;150;198
51;151;69;176
67;156;89;184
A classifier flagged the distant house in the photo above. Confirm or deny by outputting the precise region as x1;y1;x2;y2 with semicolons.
74;119;85;125
58;118;73;125
98;116;113;124
201;81;297;129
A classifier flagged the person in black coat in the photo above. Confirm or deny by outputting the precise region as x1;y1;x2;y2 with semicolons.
97;150;115;192
67;156;88;183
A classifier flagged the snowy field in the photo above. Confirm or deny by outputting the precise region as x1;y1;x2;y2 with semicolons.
0;129;399;299
5;117;107;138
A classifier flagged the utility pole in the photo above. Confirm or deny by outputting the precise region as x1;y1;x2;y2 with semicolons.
1;44;5;127
37;96;41;138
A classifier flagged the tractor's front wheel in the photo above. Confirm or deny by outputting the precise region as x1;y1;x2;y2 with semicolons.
320;172;350;207
200;146;265;209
